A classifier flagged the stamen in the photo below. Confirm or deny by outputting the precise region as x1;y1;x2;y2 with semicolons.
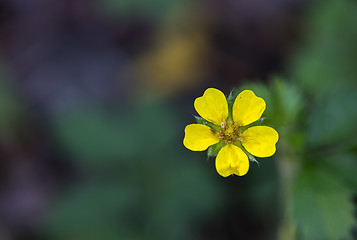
218;121;243;143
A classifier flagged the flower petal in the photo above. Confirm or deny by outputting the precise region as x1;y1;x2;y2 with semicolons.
215;144;249;177
232;90;266;126
194;88;228;125
241;126;279;157
183;124;220;151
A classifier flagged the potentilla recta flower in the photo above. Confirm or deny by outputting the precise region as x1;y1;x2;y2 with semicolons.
183;88;279;177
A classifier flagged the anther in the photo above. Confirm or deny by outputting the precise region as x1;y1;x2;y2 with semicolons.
221;122;226;129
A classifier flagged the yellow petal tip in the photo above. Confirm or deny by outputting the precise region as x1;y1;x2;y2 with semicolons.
183;124;219;151
194;88;228;125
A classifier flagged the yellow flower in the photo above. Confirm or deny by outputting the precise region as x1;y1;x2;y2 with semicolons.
183;88;279;177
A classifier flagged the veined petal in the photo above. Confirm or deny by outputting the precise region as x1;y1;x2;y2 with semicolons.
241;126;279;157
232;90;266;126
183;124;220;151
194;88;228;125
215;144;249;177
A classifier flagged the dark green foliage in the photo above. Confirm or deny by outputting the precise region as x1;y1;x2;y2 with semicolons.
292;167;355;240
47;102;222;240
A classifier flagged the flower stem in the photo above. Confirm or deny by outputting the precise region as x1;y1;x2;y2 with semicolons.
277;139;299;240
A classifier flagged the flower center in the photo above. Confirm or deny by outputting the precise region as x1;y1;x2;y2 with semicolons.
218;121;242;144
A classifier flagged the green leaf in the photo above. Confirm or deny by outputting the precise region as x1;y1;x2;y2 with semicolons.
290;0;357;95
46;184;138;240
207;141;225;157
52;102;179;164
307;85;357;148
46;156;223;240
320;153;357;190
292;167;355;240
240;78;303;129
271;77;303;126
52;107;128;161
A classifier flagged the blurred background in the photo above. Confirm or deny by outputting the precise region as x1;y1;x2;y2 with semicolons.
0;0;356;239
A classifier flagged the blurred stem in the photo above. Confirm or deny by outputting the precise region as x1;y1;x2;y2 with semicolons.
277;138;299;240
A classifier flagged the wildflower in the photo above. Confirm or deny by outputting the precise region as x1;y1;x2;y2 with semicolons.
183;88;279;177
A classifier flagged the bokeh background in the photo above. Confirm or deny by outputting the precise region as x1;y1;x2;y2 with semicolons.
0;0;356;239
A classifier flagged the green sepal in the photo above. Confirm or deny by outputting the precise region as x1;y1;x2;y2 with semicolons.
207;141;225;157
194;115;208;125
227;88;240;121
194;115;221;132
227;88;240;106
247;153;259;166
239;117;266;132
